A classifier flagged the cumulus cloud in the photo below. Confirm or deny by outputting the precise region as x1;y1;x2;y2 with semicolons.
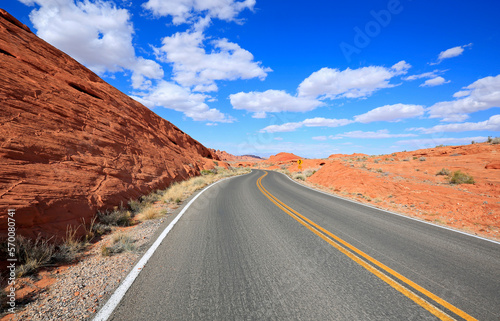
431;43;472;65
420;76;450;87
259;117;353;133
20;0;163;89
143;0;255;24
333;129;417;139
414;115;500;134
428;74;500;121
131;81;234;122
354;104;424;123
156;20;270;92
297;61;411;99
230;90;323;118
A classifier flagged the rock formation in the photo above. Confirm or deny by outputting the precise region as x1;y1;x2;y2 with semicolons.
0;9;218;240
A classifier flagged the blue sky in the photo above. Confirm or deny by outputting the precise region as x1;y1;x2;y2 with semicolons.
5;0;500;158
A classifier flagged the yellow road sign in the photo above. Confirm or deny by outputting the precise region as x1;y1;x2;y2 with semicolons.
297;159;303;165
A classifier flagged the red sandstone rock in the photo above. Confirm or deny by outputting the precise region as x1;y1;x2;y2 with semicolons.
0;10;218;240
209;149;263;162
485;161;500;169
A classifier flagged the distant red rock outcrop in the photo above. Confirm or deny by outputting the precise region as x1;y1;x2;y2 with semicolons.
266;152;302;163
0;9;219;240
209;149;263;162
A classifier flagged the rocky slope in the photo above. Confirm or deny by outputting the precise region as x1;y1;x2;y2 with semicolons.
269;143;500;240
0;9;218;240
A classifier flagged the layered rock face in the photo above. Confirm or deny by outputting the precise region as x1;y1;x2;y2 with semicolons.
0;9;218;240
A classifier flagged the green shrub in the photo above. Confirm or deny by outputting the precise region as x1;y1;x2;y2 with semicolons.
419;157;426;161
449;170;475;184
436;168;451;176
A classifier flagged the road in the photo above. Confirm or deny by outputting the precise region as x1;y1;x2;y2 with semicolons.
106;169;500;320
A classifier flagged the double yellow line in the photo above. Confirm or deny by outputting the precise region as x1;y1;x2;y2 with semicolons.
256;171;477;321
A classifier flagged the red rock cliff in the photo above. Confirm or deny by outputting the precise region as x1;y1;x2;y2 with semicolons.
0;9;218;240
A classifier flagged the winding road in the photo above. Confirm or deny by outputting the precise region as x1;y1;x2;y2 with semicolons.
102;170;500;320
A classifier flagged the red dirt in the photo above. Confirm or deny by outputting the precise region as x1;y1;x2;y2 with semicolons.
0;10;219;241
291;143;500;240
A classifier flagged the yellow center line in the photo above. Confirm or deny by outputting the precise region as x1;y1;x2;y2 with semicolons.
256;171;477;321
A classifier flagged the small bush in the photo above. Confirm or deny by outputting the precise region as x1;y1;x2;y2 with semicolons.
16;235;55;277
490;137;500;144
52;226;85;263
419;157;426;161
98;209;132;226
449;170;475;184
377;168;383;173
293;173;305;181
200;169;214;175
436;168;451;176
413;156;418;160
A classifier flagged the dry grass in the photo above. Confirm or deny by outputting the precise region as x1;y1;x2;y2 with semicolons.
135;206;164;221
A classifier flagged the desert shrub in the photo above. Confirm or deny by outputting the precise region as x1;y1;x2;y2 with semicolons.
106;233;135;254
377;168;383;173
436;168;451;176
200;169;214;175
16;235;55;277
92;223;111;236
293;173;306;181
52;226;85;263
97;209;132;226
419;157;426;161
374;159;380;164
449;170;475;184
303;168;319;177
490;137;500;144
413;156;418;160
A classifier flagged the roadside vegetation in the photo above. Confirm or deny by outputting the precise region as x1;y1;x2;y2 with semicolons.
6;166;251;278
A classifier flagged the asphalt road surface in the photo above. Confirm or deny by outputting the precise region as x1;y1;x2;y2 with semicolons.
106;170;500;320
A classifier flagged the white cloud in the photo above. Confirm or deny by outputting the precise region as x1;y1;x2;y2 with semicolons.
415;115;500;134
431;43;472;65
259;122;304;133
142;0;255;24
354;104;424;123
334;129;417;139
428;74;500;121
230;90;323;118
21;0;162;89
131;81;234;122
420;76;450;87
259;117;352;133
156;21;270;92
312;136;328;141
405;70;442;81
302;117;354;127
297;61;411;99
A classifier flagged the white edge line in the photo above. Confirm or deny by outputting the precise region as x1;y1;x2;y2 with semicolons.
92;174;244;321
271;170;500;246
